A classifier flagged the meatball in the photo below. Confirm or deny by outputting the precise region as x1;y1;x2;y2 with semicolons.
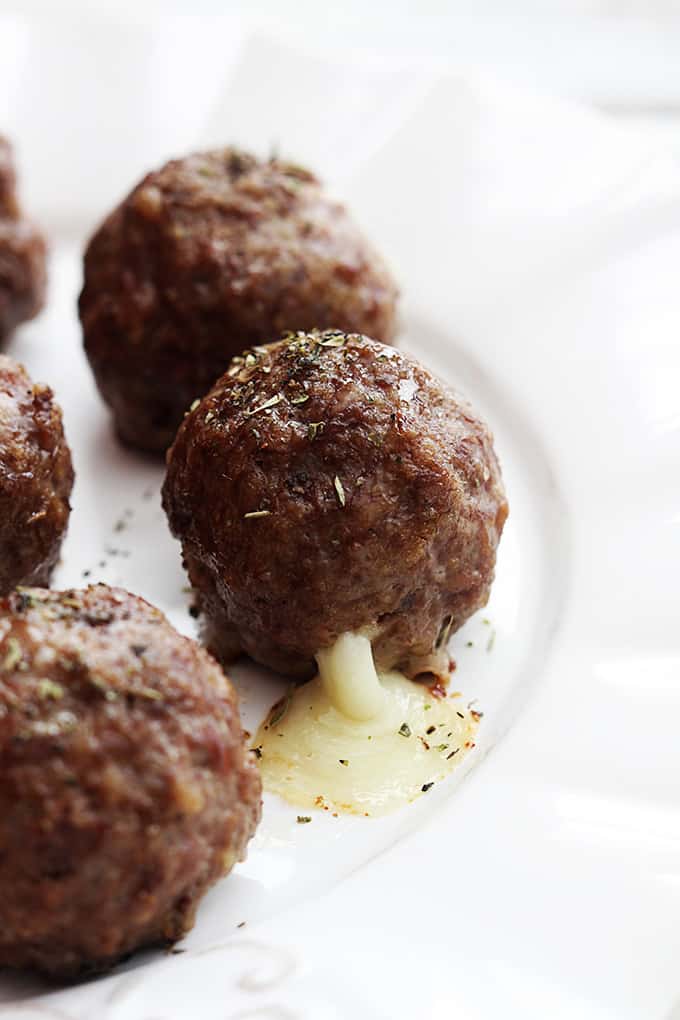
162;330;508;680
79;148;399;455
0;355;73;594
0;137;47;343
0;584;261;978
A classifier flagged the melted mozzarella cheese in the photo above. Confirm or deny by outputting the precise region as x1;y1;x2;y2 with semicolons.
315;631;386;721
254;633;478;817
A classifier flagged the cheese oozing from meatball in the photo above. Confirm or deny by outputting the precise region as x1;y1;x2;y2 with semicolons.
315;631;386;721
254;633;478;816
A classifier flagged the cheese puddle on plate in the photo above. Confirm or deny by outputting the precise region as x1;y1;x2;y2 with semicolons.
254;632;479;817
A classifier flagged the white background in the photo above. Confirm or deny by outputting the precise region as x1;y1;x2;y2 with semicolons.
3;0;680;113
3;0;680;156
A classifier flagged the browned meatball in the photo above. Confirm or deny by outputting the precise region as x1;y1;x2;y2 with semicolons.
79;148;399;455
0;137;47;343
0;584;261;978
163;331;508;680
0;355;73;594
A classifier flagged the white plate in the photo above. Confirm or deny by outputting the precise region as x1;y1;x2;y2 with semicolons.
1;19;679;1020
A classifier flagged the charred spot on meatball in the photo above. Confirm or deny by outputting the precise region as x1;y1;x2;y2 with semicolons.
0;137;47;343
0;355;74;594
78;147;399;456
162;330;508;681
0;584;261;978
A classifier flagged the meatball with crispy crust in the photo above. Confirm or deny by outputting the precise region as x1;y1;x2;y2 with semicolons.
163;330;508;681
79;148;399;455
0;584;261;978
0;355;73;594
0;137;46;342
